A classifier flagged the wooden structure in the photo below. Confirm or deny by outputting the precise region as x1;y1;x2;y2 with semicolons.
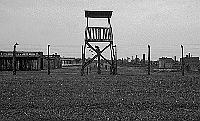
181;54;200;72
43;54;62;70
159;57;174;69
0;51;62;71
0;51;43;71
81;10;117;75
61;57;81;67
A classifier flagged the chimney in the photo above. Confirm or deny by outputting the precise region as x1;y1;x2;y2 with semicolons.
132;56;134;61
174;56;176;62
136;55;138;63
143;54;145;63
189;53;190;58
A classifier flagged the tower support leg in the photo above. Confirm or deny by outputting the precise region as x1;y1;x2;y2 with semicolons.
96;46;101;74
81;45;85;76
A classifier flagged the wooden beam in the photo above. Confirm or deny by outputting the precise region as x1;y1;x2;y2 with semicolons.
96;46;101;74
100;43;111;53
105;28;108;40
98;28;101;40
85;11;112;18
86;42;98;54
102;28;105;40
83;54;98;69
95;28;98;40
110;43;114;74
92;28;95;40
100;54;112;66
86;17;88;27
85;29;88;40
88;28;92;40
86;40;113;42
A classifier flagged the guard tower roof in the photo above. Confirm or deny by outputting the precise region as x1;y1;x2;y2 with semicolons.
85;10;112;18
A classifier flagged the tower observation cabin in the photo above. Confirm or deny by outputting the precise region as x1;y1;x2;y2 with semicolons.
81;10;117;75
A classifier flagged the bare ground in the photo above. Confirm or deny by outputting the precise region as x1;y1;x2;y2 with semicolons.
0;67;200;120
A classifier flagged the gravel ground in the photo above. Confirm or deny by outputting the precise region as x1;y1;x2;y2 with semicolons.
0;67;200;120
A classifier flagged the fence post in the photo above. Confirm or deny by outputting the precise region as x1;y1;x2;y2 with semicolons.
181;45;184;76
114;45;117;75
48;45;50;75
13;43;19;75
148;45;150;75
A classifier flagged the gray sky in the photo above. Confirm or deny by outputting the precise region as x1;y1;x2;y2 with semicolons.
0;0;200;60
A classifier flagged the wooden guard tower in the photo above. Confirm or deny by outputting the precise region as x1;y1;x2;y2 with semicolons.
81;10;117;75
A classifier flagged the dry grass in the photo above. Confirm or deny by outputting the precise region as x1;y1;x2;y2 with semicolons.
0;67;200;120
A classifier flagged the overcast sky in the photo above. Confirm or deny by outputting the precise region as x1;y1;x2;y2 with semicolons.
0;0;200;60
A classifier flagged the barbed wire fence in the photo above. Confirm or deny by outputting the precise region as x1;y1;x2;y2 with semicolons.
0;42;199;75
117;43;200;75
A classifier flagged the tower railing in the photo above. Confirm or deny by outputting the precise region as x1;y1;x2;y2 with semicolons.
85;27;113;42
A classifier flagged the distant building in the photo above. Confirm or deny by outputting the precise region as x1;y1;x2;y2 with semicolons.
0;51;43;71
43;53;62;69
0;51;62;71
180;55;199;71
151;60;159;68
130;55;140;64
61;57;81;67
159;57;174;69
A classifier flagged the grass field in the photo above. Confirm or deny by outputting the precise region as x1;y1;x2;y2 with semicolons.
0;67;200;120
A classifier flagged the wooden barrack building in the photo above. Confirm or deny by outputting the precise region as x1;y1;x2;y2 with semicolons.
0;51;62;71
0;51;43;71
